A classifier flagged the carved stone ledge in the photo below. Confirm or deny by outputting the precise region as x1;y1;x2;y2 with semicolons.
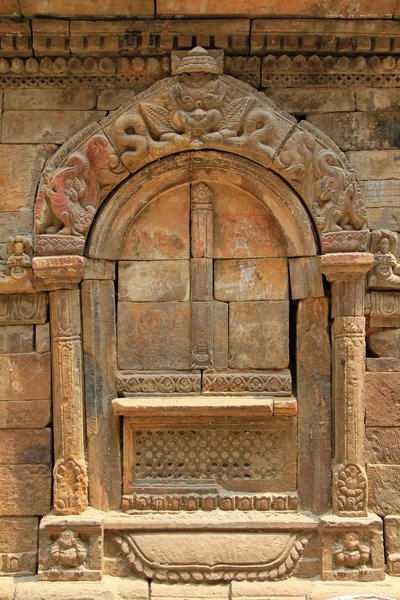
321;513;384;582
32;256;85;289
38;510;103;581
321;231;371;254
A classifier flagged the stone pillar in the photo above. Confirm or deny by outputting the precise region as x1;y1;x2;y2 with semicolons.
33;255;88;516
320;253;374;517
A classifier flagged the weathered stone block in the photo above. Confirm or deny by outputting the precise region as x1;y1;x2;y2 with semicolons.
0;325;33;353
0;429;51;464
35;324;50;354
119;261;189;302
368;465;400;515
347;150;400;180
2;111;106;144
83;259;115;281
32;18;69;56
356;89;400;112
0;145;50;212
213;183;286;258
366;427;400;464
229;301;289;369
4;90;97;111
0;517;38;552
266;89;355;115
366;357;400;372
384;515;400;576
0;400;51;429
97;89;136;110
119;184;190;260
0;465;51;516
118;302;191;370
214;258;288;301
0;353;50;400
19;0;154;16
213;301;228;369
368;329;400;358
289;257;324;300
0;293;48;325
366;372;400;426
0;212;32;242
0;1;20;16
307;112;400;151
191;259;213;301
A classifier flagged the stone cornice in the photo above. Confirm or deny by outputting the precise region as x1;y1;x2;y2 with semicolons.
1;18;399;58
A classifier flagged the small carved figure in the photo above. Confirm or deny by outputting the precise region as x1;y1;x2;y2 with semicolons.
333;532;370;570
0;236;33;292
49;530;88;569
369;230;400;289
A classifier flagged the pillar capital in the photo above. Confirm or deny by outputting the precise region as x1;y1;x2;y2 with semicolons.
33;255;85;290
320;252;374;282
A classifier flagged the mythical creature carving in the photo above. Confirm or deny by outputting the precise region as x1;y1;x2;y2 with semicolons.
49;530;88;570
275;129;367;234
112;46;277;169
35;135;127;239
368;230;400;289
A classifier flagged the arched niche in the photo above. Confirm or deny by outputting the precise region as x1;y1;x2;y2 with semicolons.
87;152;317;260
33;47;369;258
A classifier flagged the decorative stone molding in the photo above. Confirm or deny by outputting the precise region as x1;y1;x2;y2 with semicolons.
33;47;368;256
262;54;400;88
122;492;298;513
117;371;201;396
368;291;400;327
0;552;36;576
0;293;48;325
202;370;292;395
112;530;312;582
32;256;85;289
0;55;170;89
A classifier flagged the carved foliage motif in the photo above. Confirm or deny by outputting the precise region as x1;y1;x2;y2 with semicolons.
275;127;367;234
53;456;88;516
49;530;88;570
333;464;368;516
117;372;201;395
112;531;311;582
202;371;292;395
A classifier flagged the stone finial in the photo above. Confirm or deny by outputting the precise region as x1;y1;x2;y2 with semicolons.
175;46;220;75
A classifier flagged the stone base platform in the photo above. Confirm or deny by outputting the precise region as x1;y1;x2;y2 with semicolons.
2;575;400;600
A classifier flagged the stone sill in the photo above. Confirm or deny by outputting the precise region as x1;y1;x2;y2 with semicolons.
112;396;297;420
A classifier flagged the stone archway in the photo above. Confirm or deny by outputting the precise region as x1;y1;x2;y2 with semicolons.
31;47;384;585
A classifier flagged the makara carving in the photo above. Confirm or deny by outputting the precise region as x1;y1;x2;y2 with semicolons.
275;127;367;234
369;230;400;289
33;46;368;255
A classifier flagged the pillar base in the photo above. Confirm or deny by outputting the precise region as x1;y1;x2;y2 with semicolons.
320;512;385;582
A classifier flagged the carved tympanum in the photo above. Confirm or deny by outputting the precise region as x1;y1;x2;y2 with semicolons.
368;230;400;289
34;46;368;255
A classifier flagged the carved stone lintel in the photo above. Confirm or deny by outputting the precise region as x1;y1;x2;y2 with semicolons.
33;255;85;290
50;289;88;516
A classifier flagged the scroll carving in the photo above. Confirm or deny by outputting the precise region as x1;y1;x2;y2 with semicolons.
112;531;312;582
274;127;367;235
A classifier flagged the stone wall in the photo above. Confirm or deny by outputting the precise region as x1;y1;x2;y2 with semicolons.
0;1;400;585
